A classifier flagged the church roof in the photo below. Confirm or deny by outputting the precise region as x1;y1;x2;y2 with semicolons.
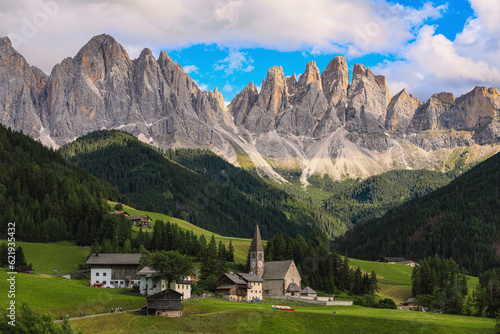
287;282;301;292
250;225;264;253
262;260;294;280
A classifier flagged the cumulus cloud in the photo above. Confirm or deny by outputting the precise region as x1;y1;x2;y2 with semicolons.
183;65;199;74
375;24;500;100
0;0;446;73
214;50;254;75
468;0;500;31
222;82;235;92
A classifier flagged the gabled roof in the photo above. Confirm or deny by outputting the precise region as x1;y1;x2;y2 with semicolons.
136;266;156;277
262;260;294;280
287;282;301;292
217;273;246;285
250;225;264;253
147;288;183;300
238;273;264;283
86;253;142;265
126;215;151;220
301;286;316;294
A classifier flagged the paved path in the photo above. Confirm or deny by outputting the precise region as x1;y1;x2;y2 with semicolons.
54;309;141;323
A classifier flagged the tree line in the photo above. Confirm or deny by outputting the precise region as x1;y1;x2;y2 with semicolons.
411;255;500;319
264;231;378;296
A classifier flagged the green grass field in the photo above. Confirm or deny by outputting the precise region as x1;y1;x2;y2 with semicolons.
70;298;496;334
1;240;91;275
0;269;144;319
349;258;481;303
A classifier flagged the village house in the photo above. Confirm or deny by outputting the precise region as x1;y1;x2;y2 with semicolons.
86;252;141;288
215;272;264;302
136;266;196;299
379;257;419;267
146;289;183;317
126;215;152;228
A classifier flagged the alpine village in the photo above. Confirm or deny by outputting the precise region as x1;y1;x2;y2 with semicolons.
1;12;500;334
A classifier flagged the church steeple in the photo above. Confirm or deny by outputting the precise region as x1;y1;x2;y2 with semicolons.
249;224;264;277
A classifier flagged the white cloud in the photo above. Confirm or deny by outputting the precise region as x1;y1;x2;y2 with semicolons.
183;65;199;74
214;50;254;75
223;82;234;92
375;25;500;100
0;0;446;73
468;0;500;31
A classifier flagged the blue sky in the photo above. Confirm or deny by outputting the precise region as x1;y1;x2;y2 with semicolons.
1;0;499;103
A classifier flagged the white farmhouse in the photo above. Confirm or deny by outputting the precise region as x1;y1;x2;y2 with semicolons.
86;252;141;288
136;266;196;299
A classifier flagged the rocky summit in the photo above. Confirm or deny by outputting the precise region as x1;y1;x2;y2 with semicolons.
1;34;499;183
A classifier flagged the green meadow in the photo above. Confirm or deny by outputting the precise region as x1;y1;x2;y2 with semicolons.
70;298;496;334
0;269;144;319
4;240;91;275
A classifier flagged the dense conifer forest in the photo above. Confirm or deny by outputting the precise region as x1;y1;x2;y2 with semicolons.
0;124;126;243
320;170;455;225
59;130;347;239
337;152;500;275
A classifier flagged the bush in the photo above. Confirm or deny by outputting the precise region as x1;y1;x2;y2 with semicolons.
377;298;398;309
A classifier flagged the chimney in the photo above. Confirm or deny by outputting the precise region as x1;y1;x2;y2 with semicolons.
95;251;99;257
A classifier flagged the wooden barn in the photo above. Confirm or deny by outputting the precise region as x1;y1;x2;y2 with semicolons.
146;289;183;317
126;215;152;228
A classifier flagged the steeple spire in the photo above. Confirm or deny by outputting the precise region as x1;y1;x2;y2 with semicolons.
250;224;264;253
249;224;265;277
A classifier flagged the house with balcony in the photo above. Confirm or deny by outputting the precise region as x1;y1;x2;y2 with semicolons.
215;272;264;302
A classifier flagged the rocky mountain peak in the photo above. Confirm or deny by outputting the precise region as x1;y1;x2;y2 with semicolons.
385;88;423;133
352;63;372;79
321;56;349;106
287;74;298;95
432;92;455;105
298;61;321;89
209;87;225;111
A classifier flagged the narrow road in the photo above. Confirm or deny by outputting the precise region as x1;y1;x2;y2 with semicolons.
54;309;141;323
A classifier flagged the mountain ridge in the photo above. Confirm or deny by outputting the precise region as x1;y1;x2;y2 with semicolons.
1;33;499;182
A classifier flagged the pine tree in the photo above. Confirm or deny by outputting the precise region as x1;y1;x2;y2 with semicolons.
226;240;235;262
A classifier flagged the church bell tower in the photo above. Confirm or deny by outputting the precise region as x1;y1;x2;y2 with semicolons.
249;224;264;278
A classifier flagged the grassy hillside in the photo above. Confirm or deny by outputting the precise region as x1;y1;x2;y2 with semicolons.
108;201;254;263
60;130;349;240
71;298;495;333
8;241;90;275
0;269;144;319
337;152;500;275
